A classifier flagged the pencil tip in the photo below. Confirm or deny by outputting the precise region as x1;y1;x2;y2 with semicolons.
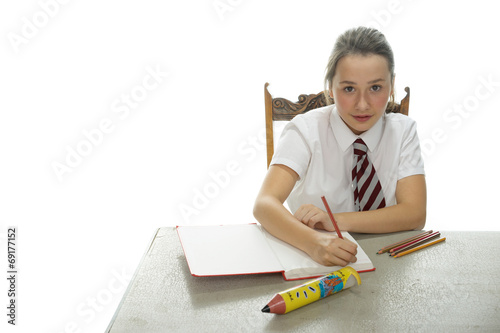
261;305;270;313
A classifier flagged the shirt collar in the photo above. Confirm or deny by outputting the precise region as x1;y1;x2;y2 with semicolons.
330;105;385;152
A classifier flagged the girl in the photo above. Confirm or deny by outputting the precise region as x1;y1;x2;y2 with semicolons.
253;27;426;267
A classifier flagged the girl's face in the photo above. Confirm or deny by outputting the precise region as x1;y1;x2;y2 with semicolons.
330;54;393;135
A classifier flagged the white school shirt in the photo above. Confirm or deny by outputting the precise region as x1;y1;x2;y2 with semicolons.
270;104;425;214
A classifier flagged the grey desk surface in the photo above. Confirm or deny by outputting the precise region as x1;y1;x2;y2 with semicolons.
107;228;500;332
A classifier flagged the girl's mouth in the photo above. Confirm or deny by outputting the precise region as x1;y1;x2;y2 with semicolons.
352;115;372;122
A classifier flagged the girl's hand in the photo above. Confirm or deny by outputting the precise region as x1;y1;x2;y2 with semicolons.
294;204;335;231
305;232;358;266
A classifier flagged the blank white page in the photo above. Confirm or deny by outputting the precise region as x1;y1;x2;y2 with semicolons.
262;229;374;280
177;224;284;276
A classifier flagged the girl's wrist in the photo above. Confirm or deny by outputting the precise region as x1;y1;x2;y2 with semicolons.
299;225;323;255
334;213;349;231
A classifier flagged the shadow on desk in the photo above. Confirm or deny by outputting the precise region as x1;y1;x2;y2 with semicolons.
178;254;286;309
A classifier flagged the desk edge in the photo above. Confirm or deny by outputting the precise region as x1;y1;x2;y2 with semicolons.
105;227;162;333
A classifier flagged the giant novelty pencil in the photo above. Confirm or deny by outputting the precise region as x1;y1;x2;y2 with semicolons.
261;266;361;314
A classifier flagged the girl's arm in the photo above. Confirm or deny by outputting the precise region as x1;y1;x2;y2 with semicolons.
337;174;426;233
253;164;358;266
296;174;427;233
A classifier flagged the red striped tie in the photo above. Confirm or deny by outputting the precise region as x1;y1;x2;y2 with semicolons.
352;138;386;211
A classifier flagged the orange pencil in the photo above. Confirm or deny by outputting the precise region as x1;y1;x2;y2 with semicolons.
377;230;432;254
390;231;440;253
393;237;446;258
321;196;343;239
390;232;440;256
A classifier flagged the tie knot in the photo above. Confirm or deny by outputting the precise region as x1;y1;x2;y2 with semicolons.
353;138;367;156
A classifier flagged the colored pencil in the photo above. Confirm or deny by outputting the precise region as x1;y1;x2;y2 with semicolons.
389;232;441;256
320;196;343;239
377;230;432;254
389;231;440;253
393;237;446;258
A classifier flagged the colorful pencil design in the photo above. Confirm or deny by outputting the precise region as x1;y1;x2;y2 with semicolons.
393;237;446;258
261;267;361;314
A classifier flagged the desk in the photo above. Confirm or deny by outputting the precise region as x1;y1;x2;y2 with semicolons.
107;228;500;332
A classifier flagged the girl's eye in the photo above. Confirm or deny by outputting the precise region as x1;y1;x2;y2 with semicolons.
371;85;382;92
344;86;354;93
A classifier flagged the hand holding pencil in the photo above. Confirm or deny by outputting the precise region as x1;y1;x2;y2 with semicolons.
305;196;358;267
295;197;358;267
305;230;358;267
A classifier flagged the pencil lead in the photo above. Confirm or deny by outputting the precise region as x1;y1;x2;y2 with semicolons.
261;305;270;313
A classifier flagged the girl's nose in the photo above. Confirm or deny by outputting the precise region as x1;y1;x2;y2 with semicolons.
355;93;369;111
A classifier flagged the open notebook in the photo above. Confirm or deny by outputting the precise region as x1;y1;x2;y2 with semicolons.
176;224;374;281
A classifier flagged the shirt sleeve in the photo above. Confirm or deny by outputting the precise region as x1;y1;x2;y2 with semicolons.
398;119;425;180
270;120;311;179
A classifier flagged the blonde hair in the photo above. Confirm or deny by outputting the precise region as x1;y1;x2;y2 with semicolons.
324;27;396;111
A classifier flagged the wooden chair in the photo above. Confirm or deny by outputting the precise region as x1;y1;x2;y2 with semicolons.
264;83;410;168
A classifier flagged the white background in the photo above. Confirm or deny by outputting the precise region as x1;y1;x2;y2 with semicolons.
1;0;499;332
